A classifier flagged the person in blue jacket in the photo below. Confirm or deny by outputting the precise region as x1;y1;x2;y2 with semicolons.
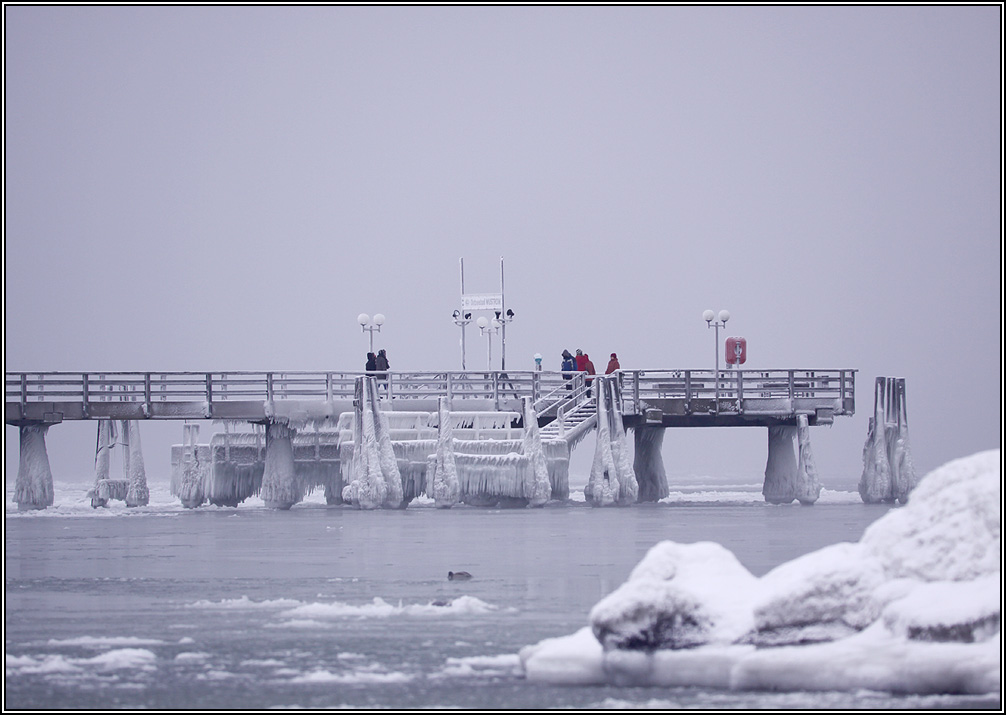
561;349;576;391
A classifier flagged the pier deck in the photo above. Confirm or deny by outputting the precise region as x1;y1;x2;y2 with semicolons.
6;369;855;428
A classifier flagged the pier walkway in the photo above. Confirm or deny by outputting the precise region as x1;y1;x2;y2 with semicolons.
6;368;855;428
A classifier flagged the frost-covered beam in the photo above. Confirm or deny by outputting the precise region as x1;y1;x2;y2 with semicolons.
14;424;55;511
259;421;301;510
633;426;669;502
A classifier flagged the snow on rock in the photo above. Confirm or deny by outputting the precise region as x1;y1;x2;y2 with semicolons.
520;627;605;685
590;542;759;651
860;449;1000;582
747;542;886;646
521;449;1001;695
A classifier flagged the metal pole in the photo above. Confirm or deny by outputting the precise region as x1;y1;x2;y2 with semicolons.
460;258;467;371
500;256;506;371
714;322;720;407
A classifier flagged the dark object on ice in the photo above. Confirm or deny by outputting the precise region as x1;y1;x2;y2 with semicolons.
448;571;472;581
431;599;450;607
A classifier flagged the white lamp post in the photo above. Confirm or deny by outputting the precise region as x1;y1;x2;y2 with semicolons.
703;309;730;405
452;310;472;370
476;316;501;370
357;312;385;353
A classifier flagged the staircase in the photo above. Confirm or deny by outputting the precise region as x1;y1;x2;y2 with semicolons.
539;397;596;440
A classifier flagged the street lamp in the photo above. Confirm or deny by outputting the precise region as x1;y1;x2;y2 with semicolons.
357;312;385;353
495;308;515;370
476;315;502;370
452;310;472;370
703;309;730;404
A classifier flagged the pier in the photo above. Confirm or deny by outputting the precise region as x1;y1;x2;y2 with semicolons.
7;368;856;510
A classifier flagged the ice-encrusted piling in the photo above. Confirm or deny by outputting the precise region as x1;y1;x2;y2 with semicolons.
342;376;404;509
88;420;149;507
432;397;460;508
794;414;821;504
90;419;116;508
860;377;918;504
762;416;821;505
259;421;300;510
14;423;55;511
123;420;149;507
521;397;552;507
171;423;207;508
586;377;637;506
633;426;669;502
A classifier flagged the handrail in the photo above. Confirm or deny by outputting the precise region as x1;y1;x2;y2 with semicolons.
5;369;856;419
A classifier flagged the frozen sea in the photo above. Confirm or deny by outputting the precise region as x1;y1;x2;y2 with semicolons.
5;478;1001;710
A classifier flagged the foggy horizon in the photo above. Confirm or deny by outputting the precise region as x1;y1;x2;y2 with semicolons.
4;5;1002;487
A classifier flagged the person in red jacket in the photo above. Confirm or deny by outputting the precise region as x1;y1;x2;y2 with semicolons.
606;353;620;374
575;349;588;372
584;353;596;397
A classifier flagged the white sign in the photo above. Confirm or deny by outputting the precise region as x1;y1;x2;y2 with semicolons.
461;293;503;311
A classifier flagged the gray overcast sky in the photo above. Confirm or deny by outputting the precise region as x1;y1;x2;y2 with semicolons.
4;5;1002;488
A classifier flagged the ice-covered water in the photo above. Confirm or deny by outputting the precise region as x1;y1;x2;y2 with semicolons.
4;480;999;710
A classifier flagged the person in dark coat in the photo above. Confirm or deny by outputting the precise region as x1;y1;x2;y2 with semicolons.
584;353;596;397
606;353;620;374
374;349;390;394
366;352;377;373
561;350;576;391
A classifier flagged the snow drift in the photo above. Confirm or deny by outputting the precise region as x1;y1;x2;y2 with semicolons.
520;449;1001;695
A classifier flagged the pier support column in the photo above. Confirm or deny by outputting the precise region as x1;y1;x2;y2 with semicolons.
14;424;55;511
763;425;799;504
431;397;460;508
794;414;821;505
860;377;918;504
173;423;207;508
763;420;820;505
633;426;670;502
123;420;150;507
260;421;301;510
90;419;115;508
